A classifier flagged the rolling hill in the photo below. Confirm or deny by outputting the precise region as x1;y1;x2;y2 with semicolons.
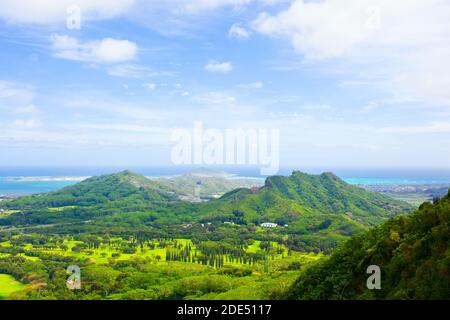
0;170;175;210
0;171;185;227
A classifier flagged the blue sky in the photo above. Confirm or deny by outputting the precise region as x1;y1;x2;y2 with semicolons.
0;0;449;169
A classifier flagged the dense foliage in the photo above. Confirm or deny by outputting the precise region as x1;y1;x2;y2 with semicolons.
192;171;413;242
0;171;446;300
288;191;450;299
0;236;318;300
0;170;414;253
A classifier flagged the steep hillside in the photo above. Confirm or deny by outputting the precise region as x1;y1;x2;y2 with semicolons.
266;171;413;223
196;171;413;232
287;190;450;299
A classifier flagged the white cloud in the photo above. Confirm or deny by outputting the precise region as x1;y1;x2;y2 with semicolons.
251;0;450;106
0;0;134;24
205;60;233;73
178;0;252;13
10;119;41;129
51;35;138;63
302;104;331;111
0;81;37;112
0;0;286;25
15;104;39;114
380;122;450;134
229;23;251;39
143;83;156;90
338;80;372;88
170;0;286;14
107;64;156;78
238;81;263;89
66;123;167;134
194;91;236;104
362;102;378;113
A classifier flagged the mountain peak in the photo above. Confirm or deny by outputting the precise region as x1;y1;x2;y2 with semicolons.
319;172;340;181
118;169;136;176
260;170;412;224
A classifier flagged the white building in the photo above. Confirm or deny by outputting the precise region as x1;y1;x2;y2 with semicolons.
260;222;278;228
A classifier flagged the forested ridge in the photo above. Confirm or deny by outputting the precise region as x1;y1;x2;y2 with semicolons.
288;190;450;299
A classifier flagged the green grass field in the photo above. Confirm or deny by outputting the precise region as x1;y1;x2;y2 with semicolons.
0;274;25;299
0;235;324;300
36;238;190;264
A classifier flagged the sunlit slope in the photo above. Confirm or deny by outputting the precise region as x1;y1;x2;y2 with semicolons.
288;190;450;299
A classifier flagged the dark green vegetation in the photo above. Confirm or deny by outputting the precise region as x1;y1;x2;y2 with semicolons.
0;236;320;300
0;170;413;252
199;171;412;227
0;170;429;300
288;190;450;300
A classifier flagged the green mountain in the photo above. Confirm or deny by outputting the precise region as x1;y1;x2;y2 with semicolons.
287;190;450;299
1;170;174;209
0;170;413;247
196;171;413;230
0;171;182;226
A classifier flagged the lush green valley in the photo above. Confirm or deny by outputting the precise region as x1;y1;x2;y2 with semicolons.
1;170;446;300
0;234;322;300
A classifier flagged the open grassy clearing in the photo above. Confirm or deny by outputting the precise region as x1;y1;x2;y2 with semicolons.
0;274;25;299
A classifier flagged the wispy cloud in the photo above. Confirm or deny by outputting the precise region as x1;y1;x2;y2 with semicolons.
205;60;233;73
9;119;41;129
380;122;450;134
107;64;159;78
143;83;156;90
237;81;263;89
15;104;39;114
302;104;331;111
193;91;236;104
0;0;134;24
0;80;38;113
51;35;138;63
362;102;377;112
229;23;251;39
